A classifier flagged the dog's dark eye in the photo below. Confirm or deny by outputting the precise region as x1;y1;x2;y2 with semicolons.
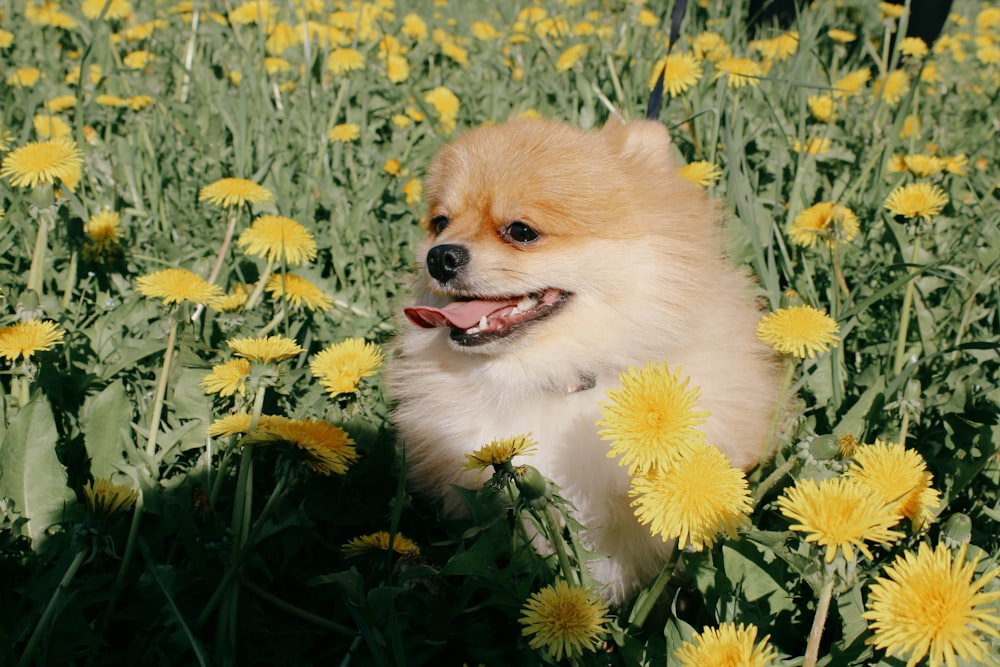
429;215;449;234
505;221;539;244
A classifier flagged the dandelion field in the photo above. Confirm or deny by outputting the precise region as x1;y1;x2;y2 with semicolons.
1;0;999;665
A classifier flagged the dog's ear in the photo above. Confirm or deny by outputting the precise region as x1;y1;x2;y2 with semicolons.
601;119;675;168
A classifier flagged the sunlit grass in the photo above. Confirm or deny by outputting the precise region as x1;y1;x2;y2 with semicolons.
1;1;998;665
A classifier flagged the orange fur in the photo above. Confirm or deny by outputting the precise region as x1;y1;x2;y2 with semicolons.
389;117;781;602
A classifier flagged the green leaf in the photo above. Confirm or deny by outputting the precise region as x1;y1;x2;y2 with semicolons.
0;394;75;548
80;380;132;479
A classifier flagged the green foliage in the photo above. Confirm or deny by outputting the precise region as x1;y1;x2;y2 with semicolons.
1;0;999;665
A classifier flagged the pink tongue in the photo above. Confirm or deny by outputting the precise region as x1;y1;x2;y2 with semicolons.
405;298;519;329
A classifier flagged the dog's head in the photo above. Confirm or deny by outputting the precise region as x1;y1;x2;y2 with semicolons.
403;118;716;354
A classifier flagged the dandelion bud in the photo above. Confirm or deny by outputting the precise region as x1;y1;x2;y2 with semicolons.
514;465;549;502
941;513;972;547
809;434;840;460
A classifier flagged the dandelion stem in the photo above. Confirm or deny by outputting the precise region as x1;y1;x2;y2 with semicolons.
61;249;78;309
145;318;179;457
753;453;800;508
893;236;921;377
18;548;89;667
628;545;682;630
26;206;53;296
192;208;240;322
803;577;835;667
196;383;268;631
244;258;275;310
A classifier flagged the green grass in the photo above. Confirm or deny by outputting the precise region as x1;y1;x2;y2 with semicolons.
1;0;999;665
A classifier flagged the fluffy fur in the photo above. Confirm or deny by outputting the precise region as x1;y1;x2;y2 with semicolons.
388;117;781;602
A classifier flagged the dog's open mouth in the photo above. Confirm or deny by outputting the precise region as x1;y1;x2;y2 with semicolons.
404;288;570;346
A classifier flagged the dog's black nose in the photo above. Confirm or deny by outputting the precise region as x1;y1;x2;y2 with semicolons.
426;244;469;283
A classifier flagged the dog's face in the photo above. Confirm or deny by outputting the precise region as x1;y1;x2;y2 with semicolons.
403;118;715;355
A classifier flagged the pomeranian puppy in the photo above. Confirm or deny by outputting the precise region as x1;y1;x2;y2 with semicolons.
388;117;781;602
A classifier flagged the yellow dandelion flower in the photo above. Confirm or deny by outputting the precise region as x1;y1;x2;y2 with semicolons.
0;29;10;48
198;178;274;208
83;209;123;262
228;0;277;26
209;284;249;312
403;177;422;206
328;123;360;143
750;32;799;61
556;43;588;72
199;358;251;397
310;338;383;396
828;28;857;43
807;94;836;122
678;160;722;188
471;21;501;40
977;7;1000;32
401;14;428;41
262;417;358;475
237;214;317;265
66;64;102;86
792;136;833;156
777;477;904;563
82;0;132;20
463;434;538;472
26;3;78;28
264;273;333;311
864;542;1000;667
121;18;166;41
693;32;731;61
0;137;83;189
383;158;402;176
519;580;610;662
327;47;364;74
713;56;763;88
900;153;945;177
880;2;905;19
833;67;871;97
845;439;940;529
123;50;154;69
900;114;921;139
637;9;658;27
675;622;778;667
941;153;968;176
884;181;949;220
386;53;410;83
978;43;1000;65
343;531;421;558
32;114;71;140
899;36;929;58
95;94;129;108
598;362;710;475
630;443;752;550
7;67;41;88
423;86;460;132
648;52;703;95
82;478;139;519
873;70;910;105
128;95;152;111
45;95;77;113
227;335;303;363
135;268;224;305
265;22;299;55
207;412;280;438
0;320;65;361
789;201;860;248
441;41;468;65
262;56;290;75
756;305;840;358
